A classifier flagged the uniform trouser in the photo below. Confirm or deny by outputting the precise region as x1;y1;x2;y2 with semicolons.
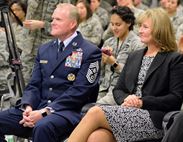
161;112;183;142
0;108;73;142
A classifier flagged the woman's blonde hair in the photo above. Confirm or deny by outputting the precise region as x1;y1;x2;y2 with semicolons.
137;8;177;52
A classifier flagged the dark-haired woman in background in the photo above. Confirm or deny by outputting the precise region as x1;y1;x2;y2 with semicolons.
164;0;183;36
10;0;27;23
76;0;103;46
97;6;143;104
67;7;183;142
0;0;27;93
9;0;28;52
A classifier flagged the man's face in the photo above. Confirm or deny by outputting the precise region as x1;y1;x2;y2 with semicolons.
51;7;75;40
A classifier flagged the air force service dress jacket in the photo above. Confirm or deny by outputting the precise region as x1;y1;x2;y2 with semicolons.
19;32;102;126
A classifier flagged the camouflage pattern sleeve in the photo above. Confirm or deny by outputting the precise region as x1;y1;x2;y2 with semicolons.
0;31;12;93
95;7;109;30
78;14;103;46
176;23;183;41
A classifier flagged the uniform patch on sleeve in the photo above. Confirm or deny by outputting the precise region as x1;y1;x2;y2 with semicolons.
86;61;99;83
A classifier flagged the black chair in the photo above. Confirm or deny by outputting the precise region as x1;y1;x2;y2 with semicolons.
0;73;16;111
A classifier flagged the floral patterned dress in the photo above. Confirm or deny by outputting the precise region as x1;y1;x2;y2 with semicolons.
101;56;164;142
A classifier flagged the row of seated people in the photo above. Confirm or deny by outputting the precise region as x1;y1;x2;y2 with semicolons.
0;2;183;142
1;0;183;97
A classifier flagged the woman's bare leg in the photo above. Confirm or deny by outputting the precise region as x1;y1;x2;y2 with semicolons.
67;106;113;142
87;128;116;142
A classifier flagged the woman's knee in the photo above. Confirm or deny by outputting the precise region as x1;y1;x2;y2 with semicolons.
84;106;105;123
87;106;104;117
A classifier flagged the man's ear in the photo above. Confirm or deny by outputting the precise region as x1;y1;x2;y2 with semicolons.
70;20;78;30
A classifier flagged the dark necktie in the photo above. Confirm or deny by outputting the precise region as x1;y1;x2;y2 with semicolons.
58;41;64;52
57;42;64;59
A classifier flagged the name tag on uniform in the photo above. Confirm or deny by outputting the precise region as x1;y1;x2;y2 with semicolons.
65;51;83;68
40;60;48;64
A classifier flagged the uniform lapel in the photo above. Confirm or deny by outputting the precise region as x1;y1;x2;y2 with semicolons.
48;33;83;76
126;49;167;92
144;52;167;83
48;40;59;70
126;48;146;92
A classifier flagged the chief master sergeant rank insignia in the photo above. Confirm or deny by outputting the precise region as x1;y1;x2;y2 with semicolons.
86;61;99;83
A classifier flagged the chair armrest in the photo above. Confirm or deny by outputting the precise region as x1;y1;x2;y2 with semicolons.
162;111;180;133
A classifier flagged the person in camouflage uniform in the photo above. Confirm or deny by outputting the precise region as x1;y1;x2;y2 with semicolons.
100;0;113;13
165;0;183;35
0;0;27;96
19;0;71;84
10;0;29;53
159;0;167;9
0;30;12;96
102;0;144;41
176;23;183;41
104;0;117;6
133;0;149;10
178;35;183;53
176;23;183;53
141;0;152;6
97;6;144;104
76;0;103;46
89;0;109;30
23;0;72;52
142;0;159;7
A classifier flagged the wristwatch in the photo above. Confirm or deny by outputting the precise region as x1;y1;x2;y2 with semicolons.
112;62;118;68
110;62;118;72
40;109;47;117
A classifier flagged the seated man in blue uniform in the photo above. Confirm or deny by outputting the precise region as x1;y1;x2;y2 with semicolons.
0;3;101;142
